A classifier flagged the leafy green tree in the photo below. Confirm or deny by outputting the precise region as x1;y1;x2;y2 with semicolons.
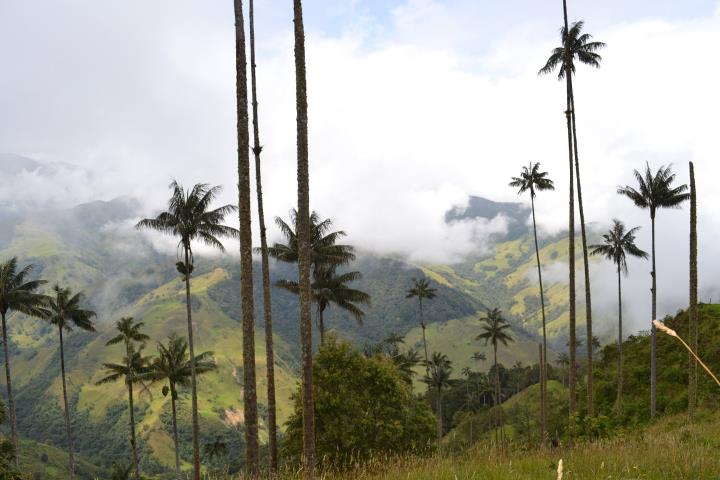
99;317;151;478
406;278;437;376
540;7;606;415
136;181;237;479
45;285;96;479
423;352;454;448
283;338;434;469
0;400;21;479
276;269;370;344
142;335;216;480
0;258;49;460
590;220;647;414
509;162;554;435
618;163;689;417
477;308;514;439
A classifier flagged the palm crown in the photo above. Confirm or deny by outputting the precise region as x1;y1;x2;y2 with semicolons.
106;317;150;348
423;352;454;391
406;278;437;302
476;308;514;348
96;344;152;387
617;163;690;219
539;20;606;80
0;258;49;318
136;181;239;265
509;162;555;198
46;285;96;332
590;219;648;274
144;335;216;399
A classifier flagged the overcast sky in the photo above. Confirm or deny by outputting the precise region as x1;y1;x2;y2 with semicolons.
2;0;720;329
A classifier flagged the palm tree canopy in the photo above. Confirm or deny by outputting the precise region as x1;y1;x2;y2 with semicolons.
142;335;216;399
96;344;152;386
422;352;454;391
590;219;648;274
509;162;555;198
476;308;514;348
106;317;150;347
539;20;606;80
203;437;227;460
0;258;49;318
406;278;437;301
617;163;690;218
136;181;239;262
267;210;355;271
46;285;96;332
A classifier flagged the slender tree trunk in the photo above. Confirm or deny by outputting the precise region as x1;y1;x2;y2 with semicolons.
127;380;139;479
568;79;594;417
293;0;316;476
530;194;548;438
538;343;544;443
1;312;18;465
616;265;623;415
234;0;260;474
318;305;325;345
171;389;181;480
436;388;443;450
562;0;577;416
420;298;430;377
650;213;657;418
183;247;201;480
248;0;278;469
494;344;500;442
688;161;698;418
58;326;75;479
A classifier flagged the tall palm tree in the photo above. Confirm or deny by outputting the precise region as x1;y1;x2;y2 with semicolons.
618;163;689;417
233;0;260;474
688;162;698;418
247;0;278;470
0;258;49;461
422;352;453;449
142;335;216;480
540;2;605;415
276;269;370;344
509;162;554;435
96;343;151;479
406;278;437;376
136;181;238;479
293;0;315;475
590;220;647;414
103;318;150;478
477;308;514;440
45;285;96;479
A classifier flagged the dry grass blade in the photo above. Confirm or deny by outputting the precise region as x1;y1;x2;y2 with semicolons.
557;458;563;480
653;319;720;387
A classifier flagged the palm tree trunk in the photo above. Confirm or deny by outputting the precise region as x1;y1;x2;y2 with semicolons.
248;0;278;469
420;298;429;377
171;390;181;480
436;387;443;449
1;312;18;465
616;264;623;415
234;0;260;474
538;342;544;443
293;0;316;476
182;247;201;480
494;344;500;441
568;77;594;417
530;194;548;438
127;380;139;479
688;161;698;419
650;213;657;418
562;0;577;416
318;305;325;345
58;326;75;479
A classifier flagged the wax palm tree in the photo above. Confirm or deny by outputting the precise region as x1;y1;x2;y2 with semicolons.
394;348;421;384
510;162;554;434
293;0;315;474
232;0;260;474
406;278;437;375
45;285;96;478
618;163;689;417
688;162;698;418
422;352;453;449
137;181;237;479
96;343;151;479
102;317;150;478
557;353;570;387
204;436;227;461
477;308;514;438
141;335;216;480
590;220;647;414
0;258;49;460
539;3;605;415
247;0;278;469
276;269;370;344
